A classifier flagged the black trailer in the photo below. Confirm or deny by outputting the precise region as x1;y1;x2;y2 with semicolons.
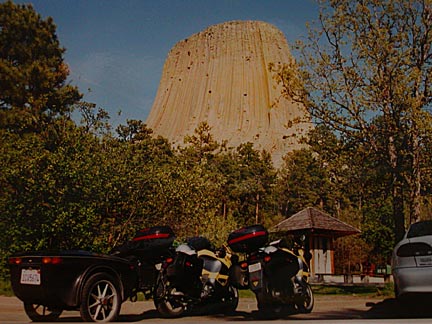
8;226;175;322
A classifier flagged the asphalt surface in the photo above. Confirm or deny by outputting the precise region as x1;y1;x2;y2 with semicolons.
2;294;432;323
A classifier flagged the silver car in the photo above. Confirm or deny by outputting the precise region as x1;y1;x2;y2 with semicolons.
392;220;432;299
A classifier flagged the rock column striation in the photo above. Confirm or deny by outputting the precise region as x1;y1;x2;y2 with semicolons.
146;20;311;167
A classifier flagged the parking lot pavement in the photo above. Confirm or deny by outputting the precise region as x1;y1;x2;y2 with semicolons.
2;294;432;323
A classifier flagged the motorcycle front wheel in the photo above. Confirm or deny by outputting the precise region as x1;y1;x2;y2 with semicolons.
154;278;186;318
296;282;314;313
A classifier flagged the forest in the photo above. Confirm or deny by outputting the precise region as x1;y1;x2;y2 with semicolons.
1;0;431;280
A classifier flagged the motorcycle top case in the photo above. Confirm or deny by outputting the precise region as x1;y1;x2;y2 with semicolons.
112;226;175;258
132;226;175;249
227;225;268;253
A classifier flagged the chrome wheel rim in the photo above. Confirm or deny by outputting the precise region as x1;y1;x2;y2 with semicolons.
87;279;119;321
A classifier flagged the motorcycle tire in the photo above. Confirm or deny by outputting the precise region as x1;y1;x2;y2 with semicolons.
154;278;186;318
296;282;314;313
255;289;296;318
221;285;239;315
255;291;278;318
256;302;288;318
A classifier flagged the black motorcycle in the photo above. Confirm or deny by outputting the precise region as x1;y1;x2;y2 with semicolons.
154;236;239;317
228;225;314;317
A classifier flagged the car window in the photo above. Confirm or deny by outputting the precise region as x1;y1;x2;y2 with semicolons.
407;220;432;238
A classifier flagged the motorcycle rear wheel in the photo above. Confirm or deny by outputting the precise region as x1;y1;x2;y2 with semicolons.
255;291;288;318
221;285;239;314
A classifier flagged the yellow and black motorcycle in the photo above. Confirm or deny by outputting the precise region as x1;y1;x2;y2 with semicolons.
154;236;239;318
228;225;314;317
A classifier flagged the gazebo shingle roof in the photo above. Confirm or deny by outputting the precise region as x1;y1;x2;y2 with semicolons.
271;207;360;237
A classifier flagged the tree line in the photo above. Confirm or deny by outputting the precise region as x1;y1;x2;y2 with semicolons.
1;0;431;279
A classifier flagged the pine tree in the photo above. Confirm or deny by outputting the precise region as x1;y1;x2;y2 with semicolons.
0;0;81;132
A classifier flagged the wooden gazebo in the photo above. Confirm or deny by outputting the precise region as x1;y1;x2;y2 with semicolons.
271;207;360;278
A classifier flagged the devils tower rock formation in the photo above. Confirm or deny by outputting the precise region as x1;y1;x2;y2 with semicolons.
146;20;311;167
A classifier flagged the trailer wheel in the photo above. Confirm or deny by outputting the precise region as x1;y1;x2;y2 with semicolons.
23;303;62;322
80;273;121;322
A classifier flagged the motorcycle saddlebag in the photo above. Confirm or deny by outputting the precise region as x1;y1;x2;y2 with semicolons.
166;252;203;297
227;225;268;253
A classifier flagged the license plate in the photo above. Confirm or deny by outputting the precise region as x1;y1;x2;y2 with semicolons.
20;269;41;285
248;262;263;290
248;262;261;273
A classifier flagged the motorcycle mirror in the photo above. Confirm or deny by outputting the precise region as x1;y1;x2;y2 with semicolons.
300;234;306;242
231;254;239;263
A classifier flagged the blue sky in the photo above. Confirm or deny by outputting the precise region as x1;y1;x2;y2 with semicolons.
20;0;319;127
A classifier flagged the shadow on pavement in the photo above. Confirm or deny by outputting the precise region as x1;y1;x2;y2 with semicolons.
57;297;432;322
118;309;161;322
118;300;432;322
363;296;432;319
117;309;254;322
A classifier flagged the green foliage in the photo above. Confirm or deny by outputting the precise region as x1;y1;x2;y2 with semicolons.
198;213;238;247
274;124;399;265
3;0;432;282
228;143;277;226
145;162;224;240
277;148;333;216
272;0;432;241
182;122;220;163
0;1;81;132
1;121;102;250
361;204;395;263
0;280;13;296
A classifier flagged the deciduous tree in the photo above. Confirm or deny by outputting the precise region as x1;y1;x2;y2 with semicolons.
273;0;432;240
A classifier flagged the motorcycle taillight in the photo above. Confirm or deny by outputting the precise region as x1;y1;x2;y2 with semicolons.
264;255;271;263
162;257;174;269
240;262;248;269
